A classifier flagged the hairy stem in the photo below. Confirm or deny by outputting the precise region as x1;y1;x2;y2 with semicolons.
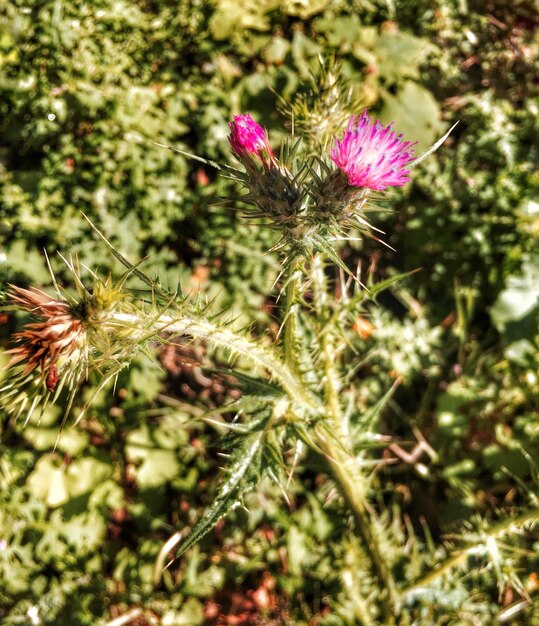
282;264;302;376
318;432;400;620
312;255;343;423
310;253;399;619
112;312;320;416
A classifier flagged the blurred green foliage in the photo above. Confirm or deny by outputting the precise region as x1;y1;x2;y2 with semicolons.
1;0;538;624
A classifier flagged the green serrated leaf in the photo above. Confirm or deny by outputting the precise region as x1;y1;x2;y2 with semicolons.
175;425;267;559
333;268;420;326
366;268;422;300
313;233;356;280
354;378;401;436
205;367;283;398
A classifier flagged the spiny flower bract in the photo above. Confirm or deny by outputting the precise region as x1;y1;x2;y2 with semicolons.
331;111;416;191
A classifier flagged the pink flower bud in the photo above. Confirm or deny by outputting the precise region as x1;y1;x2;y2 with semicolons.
228;113;273;163
331;111;416;191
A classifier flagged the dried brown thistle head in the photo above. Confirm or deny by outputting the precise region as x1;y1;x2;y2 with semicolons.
1;284;94;425
1;274;159;425
5;286;86;385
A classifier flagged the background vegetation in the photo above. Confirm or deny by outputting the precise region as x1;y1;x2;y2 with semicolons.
1;0;538;624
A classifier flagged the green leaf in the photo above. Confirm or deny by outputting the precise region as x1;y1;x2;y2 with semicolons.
23;426;89;455
162;598;204;626
128;354;165;402
27;453;113;507
282;0;331;19
287;524;309;577
264;36;291;64
61;511;106;555
65;457;113;498
355;378;401;436
333;268;420;325
175;425;267;558
27;455;69;507
3;241;51;284
316;16;364;48
381;80;444;151
491;256;539;332
377;31;431;83
126;425;181;489
366;268;422;301
491;255;539;363
206;367;283;398
209;0;279;40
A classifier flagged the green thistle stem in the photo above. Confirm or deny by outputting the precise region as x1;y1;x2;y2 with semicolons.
311;255;343;420
311;253;399;619
283;264;302;377
111;312;320;416
322;331;343;426
320;435;400;619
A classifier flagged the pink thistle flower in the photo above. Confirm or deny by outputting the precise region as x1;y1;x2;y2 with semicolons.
228;113;273;163
331;111;416;191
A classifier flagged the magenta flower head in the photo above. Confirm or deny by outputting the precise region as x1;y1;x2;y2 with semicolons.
228;113;273;164
331;111;416;191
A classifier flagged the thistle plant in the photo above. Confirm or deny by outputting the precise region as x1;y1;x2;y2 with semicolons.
2;101;536;625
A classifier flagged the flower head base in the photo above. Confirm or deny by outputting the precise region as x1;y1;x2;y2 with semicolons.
331;111;416;191
227;113;306;244
228;114;273;165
